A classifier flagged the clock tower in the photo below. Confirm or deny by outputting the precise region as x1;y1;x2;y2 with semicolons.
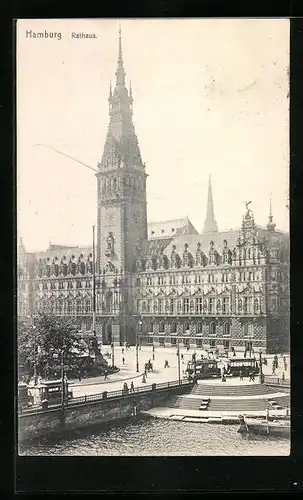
97;26;148;274
96;26;148;345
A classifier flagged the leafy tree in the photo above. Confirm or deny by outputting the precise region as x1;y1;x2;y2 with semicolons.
18;314;109;382
34;314;87;380
17;318;36;382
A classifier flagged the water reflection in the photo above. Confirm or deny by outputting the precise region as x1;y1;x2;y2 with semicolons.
19;416;290;456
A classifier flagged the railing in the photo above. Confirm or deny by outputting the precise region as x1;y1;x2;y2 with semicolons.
263;375;290;386
18;379;193;414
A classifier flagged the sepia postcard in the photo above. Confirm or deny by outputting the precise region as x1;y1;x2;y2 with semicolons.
17;18;290;458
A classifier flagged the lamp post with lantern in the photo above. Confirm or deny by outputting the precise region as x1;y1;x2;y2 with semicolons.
136;320;142;373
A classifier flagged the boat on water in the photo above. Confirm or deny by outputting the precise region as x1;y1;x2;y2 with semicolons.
237;413;290;437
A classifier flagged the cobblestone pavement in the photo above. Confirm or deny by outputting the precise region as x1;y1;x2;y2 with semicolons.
68;346;290;398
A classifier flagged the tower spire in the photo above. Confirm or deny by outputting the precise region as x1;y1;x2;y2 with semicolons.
267;197;276;231
203;175;218;233
115;23;125;87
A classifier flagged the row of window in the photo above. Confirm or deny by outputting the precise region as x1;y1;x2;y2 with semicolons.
39;281;92;290
35;296;118;314
137;271;263;287
139;321;231;335
101;175;144;194
137;297;261;315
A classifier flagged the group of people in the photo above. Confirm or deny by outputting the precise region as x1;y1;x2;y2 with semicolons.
122;381;135;394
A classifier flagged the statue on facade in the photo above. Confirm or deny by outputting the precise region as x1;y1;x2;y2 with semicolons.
105;231;115;257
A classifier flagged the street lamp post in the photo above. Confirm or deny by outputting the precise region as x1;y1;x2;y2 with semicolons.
136;321;142;373
259;350;264;384
33;325;38;385
111;319;115;368
27;315;38;385
61;349;65;409
177;339;181;385
92;225;96;338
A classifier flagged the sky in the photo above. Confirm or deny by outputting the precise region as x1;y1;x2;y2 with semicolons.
17;19;289;253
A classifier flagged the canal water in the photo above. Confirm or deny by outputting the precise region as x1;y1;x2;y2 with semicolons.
19;416;290;456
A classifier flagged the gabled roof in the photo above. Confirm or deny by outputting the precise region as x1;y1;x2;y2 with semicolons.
148;217;198;239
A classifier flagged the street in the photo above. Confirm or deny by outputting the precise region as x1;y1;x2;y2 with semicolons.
68;345;290;398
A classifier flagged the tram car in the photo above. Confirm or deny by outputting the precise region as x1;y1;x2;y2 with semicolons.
18;382;34;410
226;357;259;377
187;359;221;379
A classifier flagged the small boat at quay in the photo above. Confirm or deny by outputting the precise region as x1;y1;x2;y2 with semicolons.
237;412;290;437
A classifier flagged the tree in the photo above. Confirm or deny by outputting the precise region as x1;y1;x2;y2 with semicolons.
17;318;36;382
18;314;110;382
18;314;87;381
34;314;87;380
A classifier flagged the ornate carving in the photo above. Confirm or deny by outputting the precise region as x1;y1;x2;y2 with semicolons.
105;231;115;257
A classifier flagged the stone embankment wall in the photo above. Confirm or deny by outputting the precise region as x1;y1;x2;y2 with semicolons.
18;384;192;442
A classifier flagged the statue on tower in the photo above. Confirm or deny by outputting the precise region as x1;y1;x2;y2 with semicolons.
105;231;115;257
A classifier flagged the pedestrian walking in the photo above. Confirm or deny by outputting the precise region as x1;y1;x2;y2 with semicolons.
78;371;82;382
104;369;108;380
272;362;276;375
152;353;155;361
130;381;135;393
282;371;285;382
152;344;155;353
239;369;243;381
122;348;124;354
122;356;125;365
142;373;146;383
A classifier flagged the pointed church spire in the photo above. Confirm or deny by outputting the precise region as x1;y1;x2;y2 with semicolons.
115;23;126;87
203;175;218;233
267;197;276;231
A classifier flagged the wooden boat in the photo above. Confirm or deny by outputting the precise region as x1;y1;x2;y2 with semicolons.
237;413;290;437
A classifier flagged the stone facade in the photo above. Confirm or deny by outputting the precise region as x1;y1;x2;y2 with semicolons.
17;30;290;354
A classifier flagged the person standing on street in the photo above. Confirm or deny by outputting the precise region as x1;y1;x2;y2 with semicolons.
122;356;125;365
104;369;108;380
130;381;135;393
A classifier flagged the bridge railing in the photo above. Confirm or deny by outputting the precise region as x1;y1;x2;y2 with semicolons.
19;378;193;414
263;375;290;386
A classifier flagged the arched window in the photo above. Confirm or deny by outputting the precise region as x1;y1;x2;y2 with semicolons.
184;321;190;333
244;323;253;336
223;322;230;335
148;321;153;333
159;321;165;333
197;321;202;334
171;321;177;333
210;322;216;335
254;298;259;311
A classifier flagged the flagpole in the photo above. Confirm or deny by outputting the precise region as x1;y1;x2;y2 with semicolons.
92;225;96;337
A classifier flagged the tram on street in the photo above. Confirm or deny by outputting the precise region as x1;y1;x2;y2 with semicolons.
226;357;259;377
187;359;221;379
18;379;73;410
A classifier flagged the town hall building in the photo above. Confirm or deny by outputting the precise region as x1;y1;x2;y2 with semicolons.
18;29;289;354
